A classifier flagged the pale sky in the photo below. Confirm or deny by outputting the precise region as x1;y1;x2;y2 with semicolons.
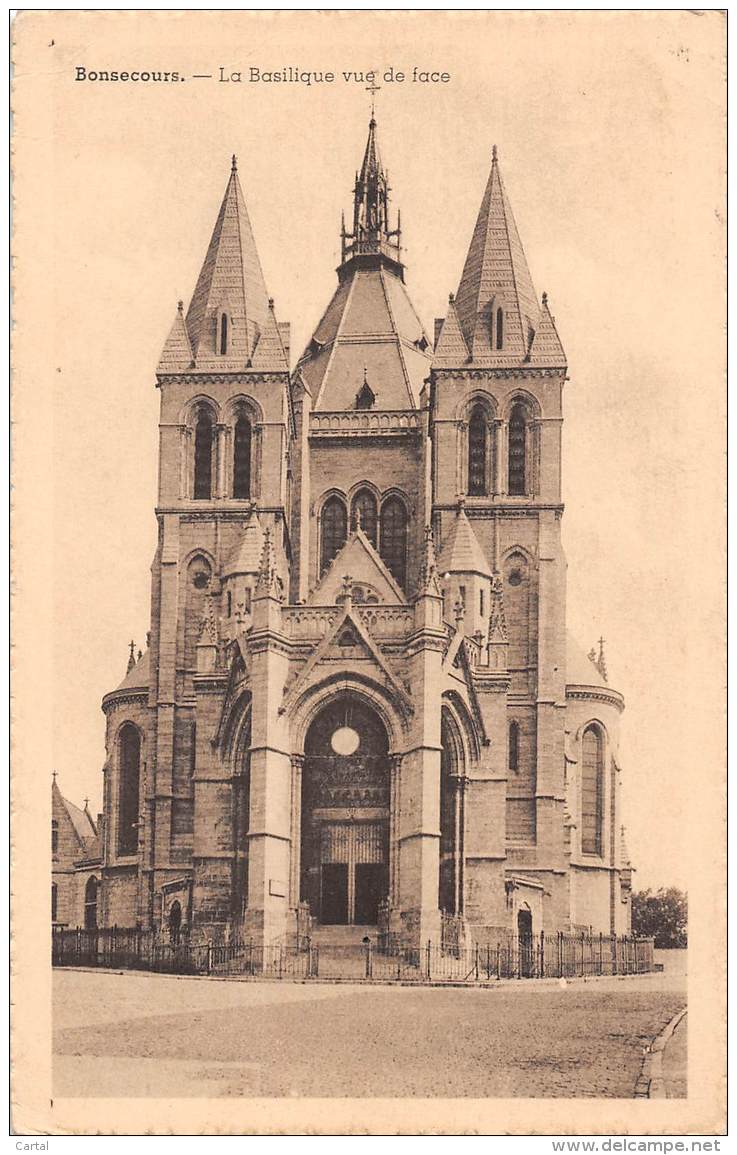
19;11;723;894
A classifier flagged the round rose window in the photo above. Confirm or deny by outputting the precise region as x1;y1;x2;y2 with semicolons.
331;726;360;756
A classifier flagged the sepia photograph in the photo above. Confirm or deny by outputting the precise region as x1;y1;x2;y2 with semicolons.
11;9;725;1137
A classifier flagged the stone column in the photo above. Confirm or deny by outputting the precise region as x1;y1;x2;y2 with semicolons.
216;424;228;499
289;755;304;908
496;421;507;495
179;426;191;499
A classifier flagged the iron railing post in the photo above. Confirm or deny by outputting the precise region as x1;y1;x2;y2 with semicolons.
496;942;501;981
539;930;545;978
474;942;479;982
425;939;432;981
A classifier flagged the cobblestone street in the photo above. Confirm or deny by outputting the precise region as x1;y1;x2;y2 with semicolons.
53;961;686;1099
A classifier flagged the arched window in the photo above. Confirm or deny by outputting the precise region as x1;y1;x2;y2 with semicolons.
496;306;504;350
233;415;251;499
468;405;488;496
508;403;527;496
509;721;520;772
219;313;228;355
84;876;98;930
52;819;58;855
351;488;378;547
320;496;347;576
168;899;182;944
193;411;213;500
51;883;58;923
118;724;140;857
226;590;232;617
379;497;408;590
581;727;604;856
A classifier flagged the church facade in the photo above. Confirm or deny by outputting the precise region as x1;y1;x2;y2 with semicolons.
97;117;633;949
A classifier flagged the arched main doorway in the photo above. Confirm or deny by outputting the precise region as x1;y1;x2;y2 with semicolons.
300;695;390;926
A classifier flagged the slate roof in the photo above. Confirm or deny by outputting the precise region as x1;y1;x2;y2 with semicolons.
437;506;493;578
310;527;407;605
157;159;288;374
222;515;264;576
297;265;431;411
565;633;608;689
113;649;150;693
297;116;431;411
434;149;566;370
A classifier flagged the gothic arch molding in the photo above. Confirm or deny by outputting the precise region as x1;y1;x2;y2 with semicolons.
289;672;409;756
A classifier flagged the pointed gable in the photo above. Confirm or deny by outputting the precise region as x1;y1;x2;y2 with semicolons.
437;506;493;578
157;303;193;373
310;528;407;605
184;159;272;371
250;300;290;372
454;148;541;366
432;294;470;366
527;293;567;368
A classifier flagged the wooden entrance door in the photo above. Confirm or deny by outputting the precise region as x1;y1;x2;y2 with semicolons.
320;823;386;925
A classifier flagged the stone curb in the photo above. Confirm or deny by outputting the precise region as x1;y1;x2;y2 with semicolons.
634;1006;687;1098
55;965;661;991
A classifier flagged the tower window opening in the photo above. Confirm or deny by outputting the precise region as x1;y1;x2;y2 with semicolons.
509;720;520;772
193;411;213;500
351;488;378;547
479;588;485;617
226;590;232;617
52;819;58;855
233;415;252;499
468;406;488;496
508;403;527;496
320;495;347;576
51;882;58;922
496;306;504;350
219;313;229;355
379;496;408;590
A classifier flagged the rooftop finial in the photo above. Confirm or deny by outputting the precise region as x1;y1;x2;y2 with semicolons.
231;154;238;173
127;640;136;673
52;769;57;783
177;299;183;314
492;144;498;162
597;636;608;683
366;76;381;121
542;291;548;306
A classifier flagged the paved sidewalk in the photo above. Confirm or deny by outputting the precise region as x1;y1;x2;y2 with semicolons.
662;1013;687;1098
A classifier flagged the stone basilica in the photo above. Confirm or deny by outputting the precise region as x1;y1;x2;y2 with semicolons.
98;115;633;949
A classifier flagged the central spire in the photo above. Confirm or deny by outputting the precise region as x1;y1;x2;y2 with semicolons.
340;115;402;274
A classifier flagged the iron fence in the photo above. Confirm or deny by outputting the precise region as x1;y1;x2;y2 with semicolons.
52;926;653;983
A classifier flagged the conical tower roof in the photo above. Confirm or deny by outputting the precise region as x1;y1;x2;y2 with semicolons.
222;515;264;577
445;147;559;368
158;157;288;374
437;503;493;578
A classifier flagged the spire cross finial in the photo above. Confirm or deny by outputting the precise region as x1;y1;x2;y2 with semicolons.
83;796;89;809
231;154;238;173
52;770;57;782
366;77;381;119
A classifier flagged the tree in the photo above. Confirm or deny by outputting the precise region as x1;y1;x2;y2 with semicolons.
631;887;688;948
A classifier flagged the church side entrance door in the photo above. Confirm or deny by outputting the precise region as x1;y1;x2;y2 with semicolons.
320;822;386;925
